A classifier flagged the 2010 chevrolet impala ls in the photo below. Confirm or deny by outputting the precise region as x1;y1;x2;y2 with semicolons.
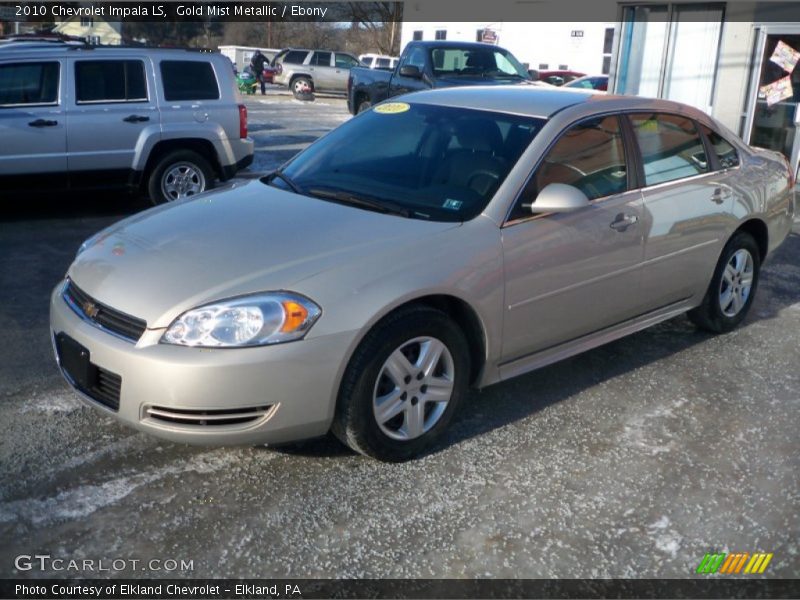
51;87;795;461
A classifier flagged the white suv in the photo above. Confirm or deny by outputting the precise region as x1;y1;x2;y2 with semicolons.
0;41;254;204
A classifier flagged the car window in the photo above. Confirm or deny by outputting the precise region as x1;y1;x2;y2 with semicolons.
75;60;147;103
0;61;59;106
160;61;219;101
699;125;741;169
376;58;392;69
274;103;545;222
335;54;360;69
513;115;628;219
629;113;709;186
401;47;427;71
430;48;528;79
282;51;309;65
311;51;331;67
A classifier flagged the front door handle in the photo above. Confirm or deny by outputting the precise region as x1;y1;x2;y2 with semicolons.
710;187;730;204
610;213;639;231
28;119;58;127
123;115;150;123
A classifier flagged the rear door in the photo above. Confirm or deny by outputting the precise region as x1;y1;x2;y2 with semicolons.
66;56;158;187
627;112;735;307
308;51;334;90
0;59;66;188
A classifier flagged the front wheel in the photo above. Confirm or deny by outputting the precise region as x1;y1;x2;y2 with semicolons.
357;99;372;114
332;306;470;462
688;232;761;333
147;150;214;205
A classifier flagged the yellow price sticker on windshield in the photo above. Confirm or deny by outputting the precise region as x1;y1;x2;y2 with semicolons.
374;102;411;114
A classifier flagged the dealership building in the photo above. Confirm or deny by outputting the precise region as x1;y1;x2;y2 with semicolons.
401;1;800;178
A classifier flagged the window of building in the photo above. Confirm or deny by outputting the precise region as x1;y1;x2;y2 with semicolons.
80;17;92;27
76;60;147;103
435;30;447;40
413;30;423;41
602;27;614;74
0;62;59;106
476;29;483;42
538;63;548;70
558;64;568;70
616;4;723;112
160;61;219;101
629;113;709;185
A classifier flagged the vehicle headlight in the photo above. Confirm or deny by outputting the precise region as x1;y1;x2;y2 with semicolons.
161;292;321;347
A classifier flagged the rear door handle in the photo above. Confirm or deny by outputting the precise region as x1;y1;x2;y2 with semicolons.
610;213;639;231
28;119;58;127
123;115;150;123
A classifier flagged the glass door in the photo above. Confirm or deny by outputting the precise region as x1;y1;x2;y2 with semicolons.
746;28;800;180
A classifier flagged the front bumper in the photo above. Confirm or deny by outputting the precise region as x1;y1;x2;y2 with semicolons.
50;284;354;446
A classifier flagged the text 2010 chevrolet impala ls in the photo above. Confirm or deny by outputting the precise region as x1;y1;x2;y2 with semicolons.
51;87;795;461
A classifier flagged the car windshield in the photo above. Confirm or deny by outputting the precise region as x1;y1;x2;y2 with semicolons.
430;48;530;79
265;103;545;222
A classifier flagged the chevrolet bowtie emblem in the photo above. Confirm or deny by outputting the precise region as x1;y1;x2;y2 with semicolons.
83;301;99;319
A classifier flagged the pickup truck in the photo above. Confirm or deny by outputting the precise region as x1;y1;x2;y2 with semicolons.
347;40;533;115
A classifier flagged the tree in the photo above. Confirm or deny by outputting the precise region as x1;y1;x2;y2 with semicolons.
346;2;403;55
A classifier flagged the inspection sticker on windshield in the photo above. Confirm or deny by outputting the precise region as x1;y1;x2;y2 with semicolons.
443;199;463;210
374;102;410;114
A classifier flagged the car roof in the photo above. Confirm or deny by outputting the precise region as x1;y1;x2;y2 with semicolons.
0;43;222;59
393;85;711;121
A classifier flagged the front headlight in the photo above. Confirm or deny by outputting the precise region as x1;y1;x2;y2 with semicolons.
161;292;321;348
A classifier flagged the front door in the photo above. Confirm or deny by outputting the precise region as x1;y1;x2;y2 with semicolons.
501;115;646;362
746;29;800;180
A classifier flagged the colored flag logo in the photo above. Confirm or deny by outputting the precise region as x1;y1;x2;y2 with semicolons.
696;552;773;574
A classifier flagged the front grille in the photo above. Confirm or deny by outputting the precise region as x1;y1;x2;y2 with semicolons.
144;405;273;428
63;280;147;342
90;367;122;411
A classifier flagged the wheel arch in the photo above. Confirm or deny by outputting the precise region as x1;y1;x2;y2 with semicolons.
337;293;489;393
143;139;223;181
733;218;768;262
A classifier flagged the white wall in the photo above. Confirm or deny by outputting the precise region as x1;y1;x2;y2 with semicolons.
400;22;612;74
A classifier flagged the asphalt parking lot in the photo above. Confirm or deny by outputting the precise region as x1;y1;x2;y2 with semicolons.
1;91;798;579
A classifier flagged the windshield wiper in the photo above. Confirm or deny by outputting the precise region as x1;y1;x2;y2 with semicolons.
265;170;302;194
307;187;413;218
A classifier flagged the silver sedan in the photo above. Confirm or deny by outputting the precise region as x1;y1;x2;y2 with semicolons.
50;87;795;461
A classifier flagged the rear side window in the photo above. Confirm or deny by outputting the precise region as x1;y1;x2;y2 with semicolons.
282;51;308;65
76;60;147;103
700;125;740;169
160;61;219;101
311;51;331;66
0;62;59;106
630;113;709;185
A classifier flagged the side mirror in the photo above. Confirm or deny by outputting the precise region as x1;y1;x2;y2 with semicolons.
399;65;422;79
529;183;591;214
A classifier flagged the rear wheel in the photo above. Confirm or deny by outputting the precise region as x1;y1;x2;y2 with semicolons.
292;76;314;100
332;306;469;462
688;232;761;333
147;150;214;205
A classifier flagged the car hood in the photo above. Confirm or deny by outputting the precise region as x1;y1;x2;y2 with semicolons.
68;181;458;328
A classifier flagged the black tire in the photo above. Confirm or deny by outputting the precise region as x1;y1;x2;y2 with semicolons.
688;232;761;333
146;150;214;206
357;99;372;114
291;76;314;99
332;305;470;462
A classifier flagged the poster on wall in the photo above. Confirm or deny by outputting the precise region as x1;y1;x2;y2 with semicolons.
769;40;800;73
759;75;794;106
